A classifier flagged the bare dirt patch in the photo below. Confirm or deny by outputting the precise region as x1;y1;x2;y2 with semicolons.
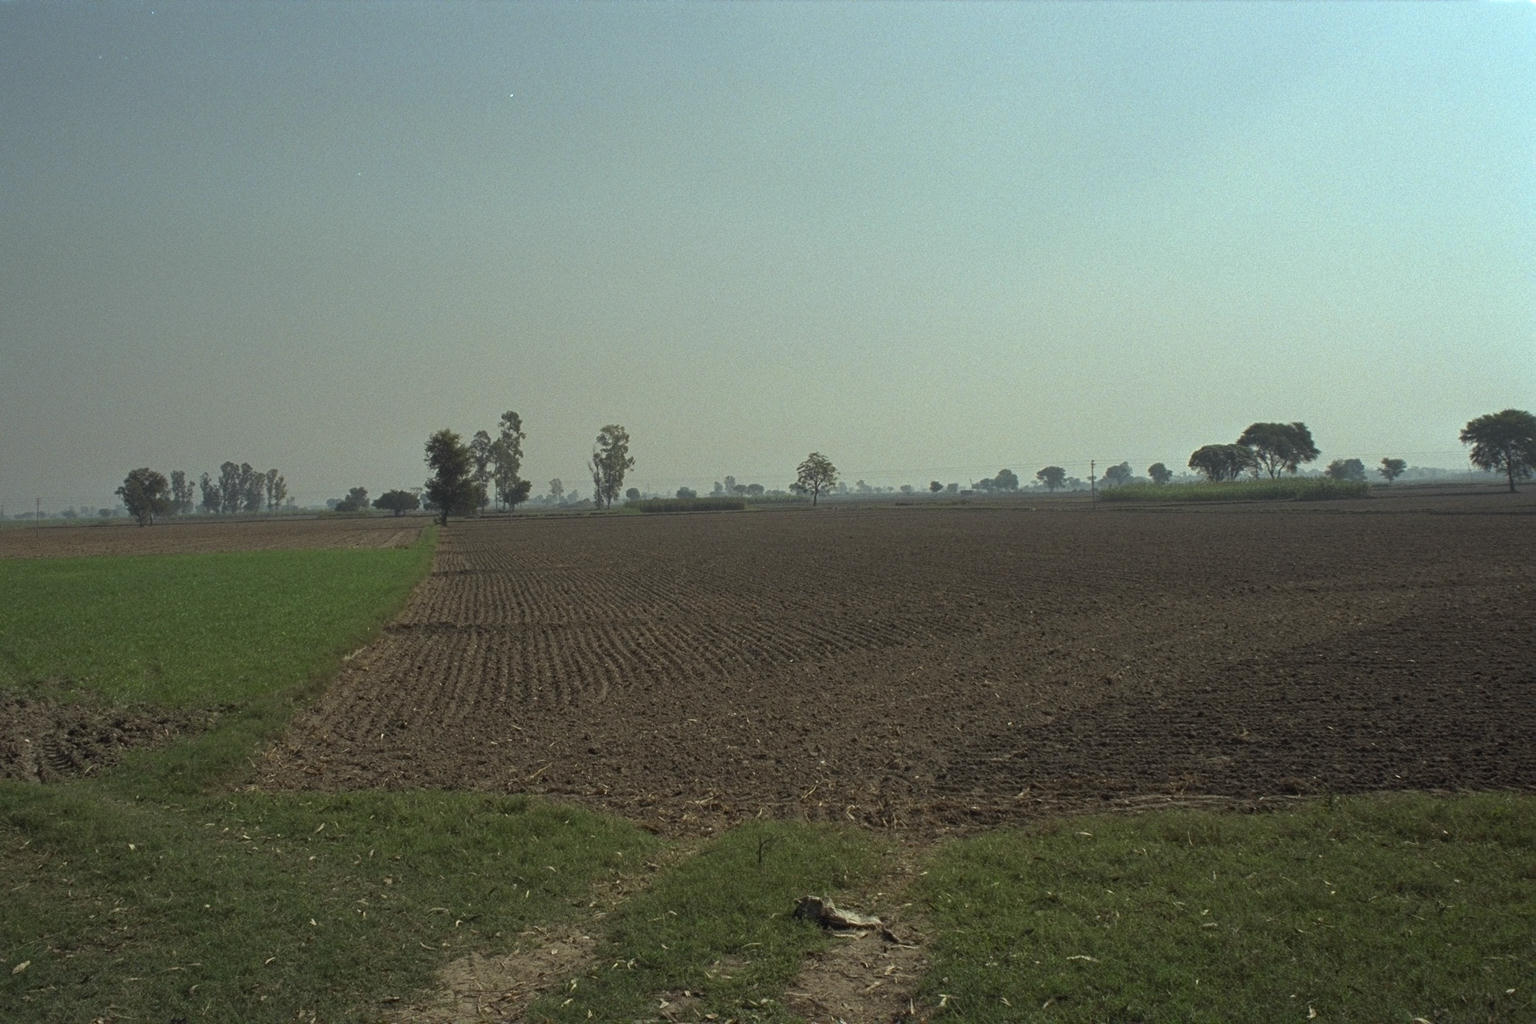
378;924;597;1024
0;515;425;559
783;929;928;1024
0;694;214;782
261;489;1536;839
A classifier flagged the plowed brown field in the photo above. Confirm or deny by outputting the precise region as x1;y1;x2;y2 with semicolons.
258;488;1536;836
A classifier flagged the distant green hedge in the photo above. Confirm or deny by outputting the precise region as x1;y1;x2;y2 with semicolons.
628;497;747;514
1101;478;1370;503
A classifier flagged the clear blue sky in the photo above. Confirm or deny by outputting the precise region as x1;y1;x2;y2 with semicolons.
3;1;1532;510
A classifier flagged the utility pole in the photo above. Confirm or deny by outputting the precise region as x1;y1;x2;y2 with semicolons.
1089;460;1097;506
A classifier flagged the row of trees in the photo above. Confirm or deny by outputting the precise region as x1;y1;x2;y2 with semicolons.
423;420;632;523
399;407;1527;527
115;410;1535;529
116;462;288;526
1185;423;1409;486
196;462;287;516
1319;457;1408;484
1179;413;1535;492
1187;422;1320;483
419;412;536;523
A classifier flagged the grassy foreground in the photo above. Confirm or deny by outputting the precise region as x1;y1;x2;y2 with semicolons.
2;537;1531;1022
920;793;1532;1023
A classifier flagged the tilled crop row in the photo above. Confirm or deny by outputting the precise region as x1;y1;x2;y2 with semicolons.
261;495;1536;835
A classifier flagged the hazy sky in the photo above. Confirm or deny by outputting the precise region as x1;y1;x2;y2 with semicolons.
3;2;1532;511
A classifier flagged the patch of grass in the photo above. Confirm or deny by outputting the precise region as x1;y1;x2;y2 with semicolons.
525;821;890;1023
915;792;1534;1023
1102;478;1369;502
0;785;656;1022
0;532;435;708
0;530;438;791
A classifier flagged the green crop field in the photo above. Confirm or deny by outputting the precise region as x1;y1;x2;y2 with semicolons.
1;545;435;707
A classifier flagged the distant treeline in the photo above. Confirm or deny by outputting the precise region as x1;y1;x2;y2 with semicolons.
628;497;748;514
1101;479;1370;503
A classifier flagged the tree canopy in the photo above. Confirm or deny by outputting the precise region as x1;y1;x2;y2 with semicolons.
794;452;838;506
264;469;287;513
424;429;480;524
1237;422;1319;478
1325;458;1367;483
491;410;531;510
199;472;221;514
1147;462;1173;485
1188;444;1255;482
1035;466;1066;492
588;424;634;509
1460;408;1536;492
373;489;420;517
1378;457;1406;484
469;430;494;509
1101;461;1132;487
116;468;171;526
335;487;370;513
169;470;195;515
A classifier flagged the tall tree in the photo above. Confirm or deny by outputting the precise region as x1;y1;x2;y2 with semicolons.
1147;462;1173;485
793;452;838;506
1460;408;1536;492
116;468;171;526
1237;422;1319;478
993;468;1020;491
469;430;494;509
240;463;265;513
199;472;221;515
218;461;242;514
265;469;287;513
1035;466;1066;492
1378;457;1407;484
169;470;195;515
424;429;479;524
588;424;634;509
549;478;564;501
491;410;531;510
